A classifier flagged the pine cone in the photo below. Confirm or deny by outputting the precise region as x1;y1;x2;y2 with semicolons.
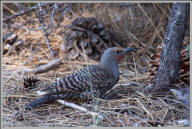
63;17;111;60
147;37;190;87
23;75;39;90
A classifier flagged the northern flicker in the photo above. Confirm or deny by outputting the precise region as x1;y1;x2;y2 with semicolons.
26;47;138;109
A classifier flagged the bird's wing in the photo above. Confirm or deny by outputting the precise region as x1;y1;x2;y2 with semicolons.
40;65;115;95
72;65;116;92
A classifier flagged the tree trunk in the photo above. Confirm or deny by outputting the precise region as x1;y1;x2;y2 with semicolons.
154;3;189;91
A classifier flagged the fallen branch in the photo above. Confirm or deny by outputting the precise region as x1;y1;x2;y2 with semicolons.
3;3;53;23
24;58;62;74
56;99;100;116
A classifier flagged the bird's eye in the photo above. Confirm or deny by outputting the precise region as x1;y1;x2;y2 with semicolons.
116;51;120;54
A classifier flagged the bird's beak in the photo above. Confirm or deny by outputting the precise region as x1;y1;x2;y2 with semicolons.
123;48;139;54
117;48;139;61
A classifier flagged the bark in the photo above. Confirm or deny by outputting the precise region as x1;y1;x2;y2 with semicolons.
154;3;189;91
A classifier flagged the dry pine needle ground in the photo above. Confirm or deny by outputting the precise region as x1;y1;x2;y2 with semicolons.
2;3;189;127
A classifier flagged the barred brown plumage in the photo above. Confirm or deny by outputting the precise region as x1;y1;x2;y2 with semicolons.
26;47;138;110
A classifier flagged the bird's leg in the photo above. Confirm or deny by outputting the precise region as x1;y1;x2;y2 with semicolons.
100;87;123;100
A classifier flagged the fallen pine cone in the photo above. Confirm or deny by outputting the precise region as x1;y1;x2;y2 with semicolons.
62;17;112;60
23;75;39;90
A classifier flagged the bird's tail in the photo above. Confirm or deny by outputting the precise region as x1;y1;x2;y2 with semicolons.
25;95;52;110
25;92;93;110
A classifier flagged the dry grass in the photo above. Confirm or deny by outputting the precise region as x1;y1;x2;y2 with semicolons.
2;3;189;127
2;65;187;127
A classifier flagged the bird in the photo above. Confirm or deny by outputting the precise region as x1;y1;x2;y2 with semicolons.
26;47;138;110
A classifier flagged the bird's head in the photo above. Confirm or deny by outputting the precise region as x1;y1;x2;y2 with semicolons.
100;47;138;64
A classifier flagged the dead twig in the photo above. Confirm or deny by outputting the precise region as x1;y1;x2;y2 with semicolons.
56;99;100;116
3;3;52;22
47;3;58;35
135;98;154;121
2;94;38;98
24;58;62;73
23;48;39;65
3;4;17;15
38;3;55;59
